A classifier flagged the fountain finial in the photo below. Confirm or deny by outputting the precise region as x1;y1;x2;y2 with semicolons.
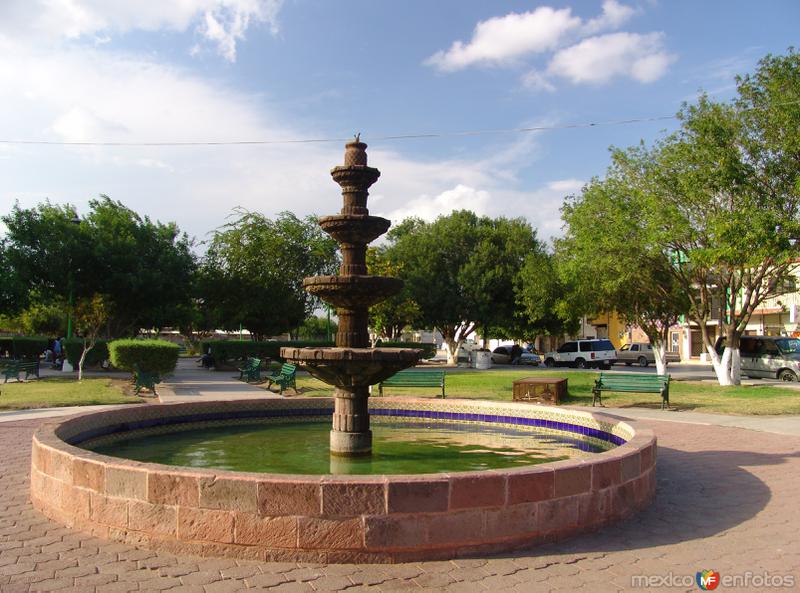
344;134;368;166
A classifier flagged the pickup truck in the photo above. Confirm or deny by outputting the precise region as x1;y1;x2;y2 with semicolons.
615;342;680;367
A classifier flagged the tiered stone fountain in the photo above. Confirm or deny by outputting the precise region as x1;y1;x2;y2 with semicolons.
281;137;421;457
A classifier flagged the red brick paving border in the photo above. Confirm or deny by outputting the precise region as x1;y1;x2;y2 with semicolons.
2;417;800;591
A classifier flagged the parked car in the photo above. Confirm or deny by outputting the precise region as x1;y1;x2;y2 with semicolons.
715;335;800;381
491;345;541;365
616;342;680;367
543;339;617;369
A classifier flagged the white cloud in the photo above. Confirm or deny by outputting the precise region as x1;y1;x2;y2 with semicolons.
426;1;674;88
425;6;581;71
548;32;675;85
582;0;637;35
521;69;556;92
0;0;282;62
0;40;568;244
547;179;584;193
377;184;492;224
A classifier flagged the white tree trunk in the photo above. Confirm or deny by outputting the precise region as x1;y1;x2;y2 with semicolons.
78;341;94;382
729;347;742;386
708;344;735;386
444;338;465;366
652;342;667;376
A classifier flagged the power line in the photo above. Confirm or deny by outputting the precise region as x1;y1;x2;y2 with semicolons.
0;99;796;147
0;114;679;147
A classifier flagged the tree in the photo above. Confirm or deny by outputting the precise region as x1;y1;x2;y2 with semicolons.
514;250;582;344
565;49;800;385
199;210;338;340
2;197;196;337
556;168;690;375
296;315;338;340
386;211;543;363
72;294;110;381
366;246;420;340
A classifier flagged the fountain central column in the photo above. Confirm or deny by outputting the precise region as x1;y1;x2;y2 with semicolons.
281;137;422;457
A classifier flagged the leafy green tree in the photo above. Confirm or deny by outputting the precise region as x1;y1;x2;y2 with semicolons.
296;315;337;340
2;196;196;337
199;209;338;340
560;49;800;385
513;250;582;343
386;211;542;363
366;246;420;340
72;294;111;381
556;168;689;375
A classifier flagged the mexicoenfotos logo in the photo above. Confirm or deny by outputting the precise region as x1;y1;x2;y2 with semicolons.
696;570;720;591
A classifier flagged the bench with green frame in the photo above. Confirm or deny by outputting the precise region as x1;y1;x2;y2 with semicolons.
1;360;40;383
378;369;446;398
266;363;297;395
237;357;262;383
133;366;161;396
592;372;670;409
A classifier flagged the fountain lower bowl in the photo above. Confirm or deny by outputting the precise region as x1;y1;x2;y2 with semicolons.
31;399;655;563
281;347;421;386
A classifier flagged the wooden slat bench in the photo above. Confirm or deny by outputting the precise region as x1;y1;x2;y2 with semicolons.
266;363;297;395
2;360;40;383
378;370;446;398
592;372;670;409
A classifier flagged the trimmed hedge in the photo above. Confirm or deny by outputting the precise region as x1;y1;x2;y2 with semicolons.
109;339;180;375
0;336;49;360
379;342;437;359
64;338;109;367
201;340;334;364
199;340;436;363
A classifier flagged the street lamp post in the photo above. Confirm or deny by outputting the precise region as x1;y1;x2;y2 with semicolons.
63;214;81;372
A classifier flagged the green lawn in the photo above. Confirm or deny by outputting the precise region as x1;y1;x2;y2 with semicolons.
292;369;800;416
0;377;144;410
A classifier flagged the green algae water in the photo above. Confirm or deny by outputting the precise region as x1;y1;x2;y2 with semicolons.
85;420;607;475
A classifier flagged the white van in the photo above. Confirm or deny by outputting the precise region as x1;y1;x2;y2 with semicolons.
716;335;800;381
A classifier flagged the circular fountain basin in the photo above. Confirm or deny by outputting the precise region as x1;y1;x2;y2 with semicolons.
31;398;655;563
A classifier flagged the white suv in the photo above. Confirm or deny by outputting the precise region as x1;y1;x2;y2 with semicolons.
543;339;617;369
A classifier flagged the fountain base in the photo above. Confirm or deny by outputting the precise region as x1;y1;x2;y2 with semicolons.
330;429;373;456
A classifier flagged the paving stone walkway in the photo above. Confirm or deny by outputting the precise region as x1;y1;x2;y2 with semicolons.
2;416;799;592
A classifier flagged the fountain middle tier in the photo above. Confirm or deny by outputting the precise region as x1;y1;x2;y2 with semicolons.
318;214;390;245
303;275;402;308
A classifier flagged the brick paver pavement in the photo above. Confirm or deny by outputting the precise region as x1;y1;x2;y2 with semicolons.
2;418;799;592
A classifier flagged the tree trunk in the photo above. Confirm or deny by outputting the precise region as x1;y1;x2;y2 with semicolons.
708;345;735;386
652;341;667;376
443;337;465;366
78;340;94;382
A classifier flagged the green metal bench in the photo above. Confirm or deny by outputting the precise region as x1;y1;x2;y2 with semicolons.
592;372;670;409
378;369;446;398
266;363;297;395
2;360;40;383
237;357;262;383
133;366;161;396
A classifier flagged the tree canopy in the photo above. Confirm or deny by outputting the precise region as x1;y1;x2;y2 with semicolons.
2;196;196;337
381;210;547;362
557;48;800;384
198;209;338;340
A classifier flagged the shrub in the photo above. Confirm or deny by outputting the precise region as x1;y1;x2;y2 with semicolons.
379;342;436;359
0;336;50;360
109;339;180;375
64;338;109;367
204;340;334;364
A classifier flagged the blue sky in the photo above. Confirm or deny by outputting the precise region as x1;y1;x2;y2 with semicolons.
0;0;798;245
